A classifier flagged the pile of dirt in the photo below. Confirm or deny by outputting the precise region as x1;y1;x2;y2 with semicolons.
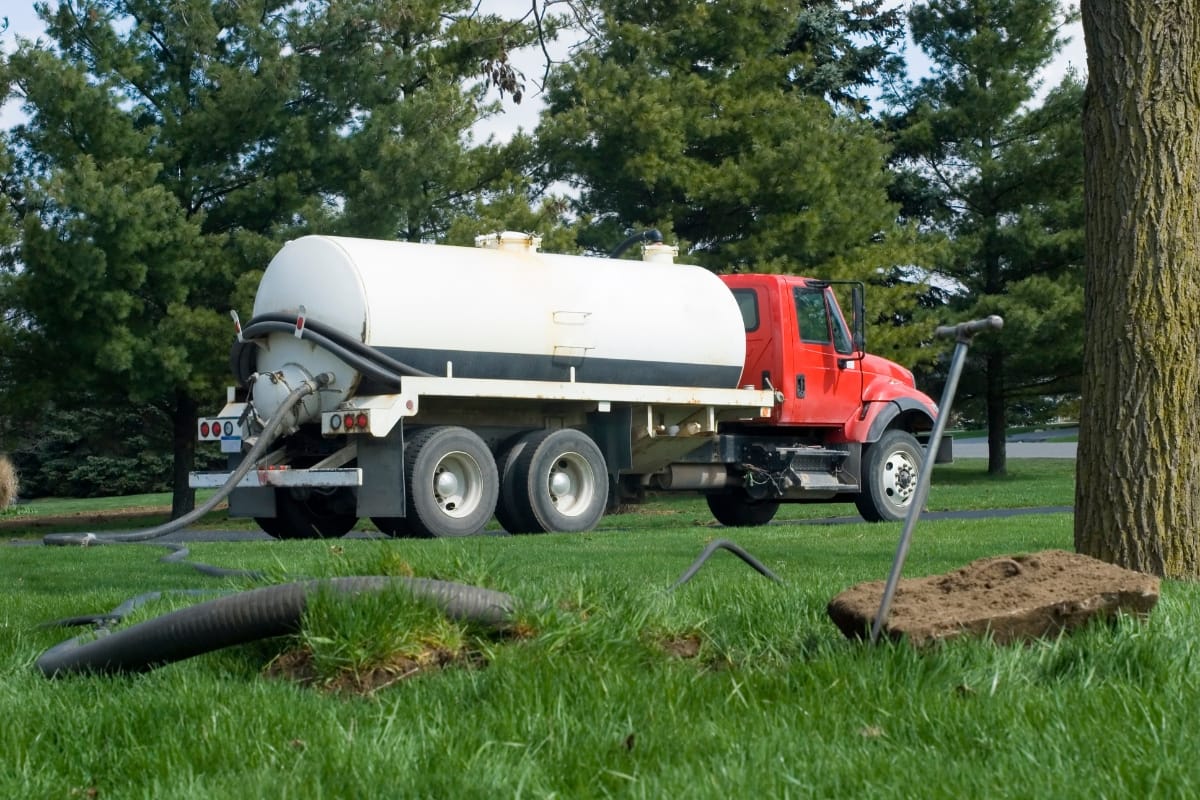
828;549;1160;645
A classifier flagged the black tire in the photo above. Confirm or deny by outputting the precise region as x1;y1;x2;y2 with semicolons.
404;426;498;538
705;491;780;527
494;435;538;534
507;429;608;534
253;513;293;539
256;487;358;539
855;429;922;522
370;516;417;538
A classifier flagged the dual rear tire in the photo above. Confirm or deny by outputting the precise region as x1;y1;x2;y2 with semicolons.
383;426;609;538
495;429;609;534
401;426;500;538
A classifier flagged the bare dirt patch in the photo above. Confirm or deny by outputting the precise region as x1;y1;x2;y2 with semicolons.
828;549;1160;645
264;646;485;696
658;633;702;659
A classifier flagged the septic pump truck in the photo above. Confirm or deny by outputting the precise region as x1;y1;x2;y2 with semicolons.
191;233;948;539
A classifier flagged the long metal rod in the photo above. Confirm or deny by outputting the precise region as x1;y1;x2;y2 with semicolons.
870;316;1003;644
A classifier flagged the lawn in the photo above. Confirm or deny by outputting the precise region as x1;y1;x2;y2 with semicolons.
7;458;1195;798
0;457;1075;536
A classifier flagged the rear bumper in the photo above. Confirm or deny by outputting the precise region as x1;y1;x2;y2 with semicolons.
188;468;363;489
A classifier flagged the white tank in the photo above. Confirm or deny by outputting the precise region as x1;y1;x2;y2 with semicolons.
248;234;747;419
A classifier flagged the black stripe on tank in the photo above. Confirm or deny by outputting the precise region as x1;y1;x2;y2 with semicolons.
366;346;743;390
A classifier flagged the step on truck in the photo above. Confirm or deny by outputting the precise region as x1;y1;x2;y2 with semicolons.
191;232;950;539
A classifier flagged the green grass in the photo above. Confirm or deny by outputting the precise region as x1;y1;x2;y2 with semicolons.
4;459;1194;798
1;458;1077;539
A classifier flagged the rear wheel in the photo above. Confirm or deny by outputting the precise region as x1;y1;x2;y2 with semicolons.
494;435;538;534
506;429;608;534
256;487;359;539
855;429;922;522
705;491;780;527
370;516;417;538
404;426;498;538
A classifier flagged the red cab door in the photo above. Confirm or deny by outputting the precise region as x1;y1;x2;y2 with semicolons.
779;283;863;427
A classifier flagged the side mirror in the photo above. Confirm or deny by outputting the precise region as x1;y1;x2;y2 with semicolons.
851;284;866;353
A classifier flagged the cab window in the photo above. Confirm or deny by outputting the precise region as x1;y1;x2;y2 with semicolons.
794;288;830;344
731;288;759;332
794;287;854;355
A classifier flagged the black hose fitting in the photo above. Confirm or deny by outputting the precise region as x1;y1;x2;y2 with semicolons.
608;229;663;259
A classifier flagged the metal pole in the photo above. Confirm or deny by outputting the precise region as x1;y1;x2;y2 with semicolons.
869;315;1003;644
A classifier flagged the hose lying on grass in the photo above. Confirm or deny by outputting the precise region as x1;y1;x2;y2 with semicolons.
668;539;782;590
37;576;516;677
32;368;779;678
35;539;780;678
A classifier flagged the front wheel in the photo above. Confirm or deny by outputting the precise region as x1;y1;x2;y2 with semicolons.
705;491;780;527
855;429;922;522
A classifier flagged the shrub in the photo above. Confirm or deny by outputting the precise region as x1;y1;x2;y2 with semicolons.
0;454;18;510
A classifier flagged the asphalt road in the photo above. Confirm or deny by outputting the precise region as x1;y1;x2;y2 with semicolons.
952;428;1077;460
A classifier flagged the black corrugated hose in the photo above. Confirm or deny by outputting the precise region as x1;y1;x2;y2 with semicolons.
34;375;516;677
37;577;515;677
34;341;778;678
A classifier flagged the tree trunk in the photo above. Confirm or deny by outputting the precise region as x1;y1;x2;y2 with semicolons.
171;390;198;520
985;350;1007;476
1075;0;1200;577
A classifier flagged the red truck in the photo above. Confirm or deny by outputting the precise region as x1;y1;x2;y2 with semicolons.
191;233;947;538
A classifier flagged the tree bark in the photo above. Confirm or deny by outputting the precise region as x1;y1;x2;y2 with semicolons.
171;390;198;520
1075;0;1200;577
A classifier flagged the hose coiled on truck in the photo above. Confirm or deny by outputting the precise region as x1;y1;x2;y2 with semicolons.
231;313;434;390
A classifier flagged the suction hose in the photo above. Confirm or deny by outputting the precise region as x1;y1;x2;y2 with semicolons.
37;576;515;677
42;375;332;547
34;371;521;678
232;314;434;389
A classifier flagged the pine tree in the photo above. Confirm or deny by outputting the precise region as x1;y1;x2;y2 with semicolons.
536;0;932;363
1;0;534;513
884;0;1084;474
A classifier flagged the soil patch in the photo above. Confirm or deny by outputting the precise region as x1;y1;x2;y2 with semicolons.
264;646;485;696
828;549;1160;645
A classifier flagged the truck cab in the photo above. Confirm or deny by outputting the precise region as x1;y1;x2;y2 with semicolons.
708;273;947;523
724;274;866;427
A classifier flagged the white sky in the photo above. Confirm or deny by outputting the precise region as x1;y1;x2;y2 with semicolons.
2;1;1085;138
